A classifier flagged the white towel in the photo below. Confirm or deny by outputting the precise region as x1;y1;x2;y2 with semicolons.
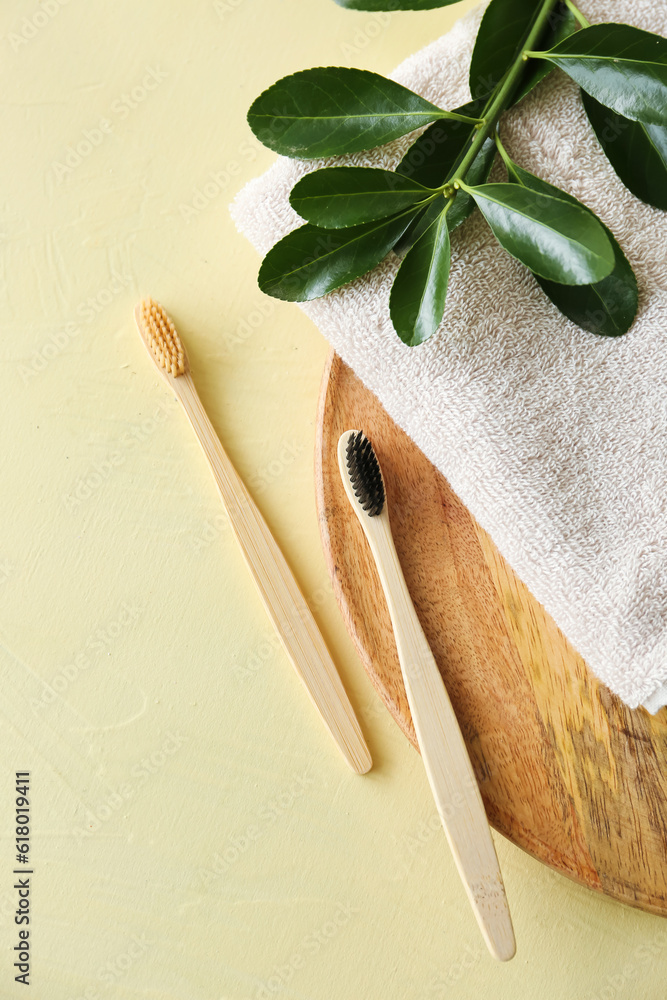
231;0;667;711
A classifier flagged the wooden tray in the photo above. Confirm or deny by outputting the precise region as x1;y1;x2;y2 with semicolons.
315;351;667;916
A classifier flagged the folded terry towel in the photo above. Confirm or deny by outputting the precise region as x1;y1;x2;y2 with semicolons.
231;0;667;712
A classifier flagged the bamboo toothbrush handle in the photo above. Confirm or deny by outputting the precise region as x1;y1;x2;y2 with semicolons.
176;373;371;774
369;517;515;960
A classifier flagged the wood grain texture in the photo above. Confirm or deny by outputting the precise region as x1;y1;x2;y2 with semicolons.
315;351;667;914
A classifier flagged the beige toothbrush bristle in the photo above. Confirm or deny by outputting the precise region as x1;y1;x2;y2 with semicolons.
139;298;186;377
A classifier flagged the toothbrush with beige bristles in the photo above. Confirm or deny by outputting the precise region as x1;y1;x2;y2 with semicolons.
338;429;515;960
133;298;371;775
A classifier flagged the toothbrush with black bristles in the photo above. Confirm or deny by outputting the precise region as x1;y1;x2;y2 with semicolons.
133;297;371;774
338;429;515;961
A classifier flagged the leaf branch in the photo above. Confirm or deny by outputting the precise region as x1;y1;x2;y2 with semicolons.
562;0;590;30
451;0;560;185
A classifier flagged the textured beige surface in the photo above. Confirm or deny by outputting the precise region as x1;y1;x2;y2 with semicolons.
2;1;667;998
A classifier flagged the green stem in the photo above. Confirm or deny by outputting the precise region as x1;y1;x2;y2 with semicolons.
563;0;590;28
446;111;486;125
450;0;559;184
493;131;516;176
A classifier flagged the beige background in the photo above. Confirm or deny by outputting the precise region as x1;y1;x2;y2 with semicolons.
1;0;667;997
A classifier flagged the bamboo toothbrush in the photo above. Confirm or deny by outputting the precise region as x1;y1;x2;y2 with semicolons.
133;298;371;774
338;429;515;960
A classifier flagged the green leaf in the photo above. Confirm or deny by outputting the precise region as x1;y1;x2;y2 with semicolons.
581;90;667;211
289;167;432;228
531;23;667;125
513;1;579;104
461;181;615;284
470;0;542;102
396;100;483;187
333;0;459;9
503;159;638;336
470;0;579;105
258;213;416;301
445;137;497;232
247;67;472;159
391;207;429;259
393;129;496;256
389;201;451;346
535;255;638;337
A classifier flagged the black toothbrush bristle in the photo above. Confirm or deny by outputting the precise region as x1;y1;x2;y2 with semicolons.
346;430;385;517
